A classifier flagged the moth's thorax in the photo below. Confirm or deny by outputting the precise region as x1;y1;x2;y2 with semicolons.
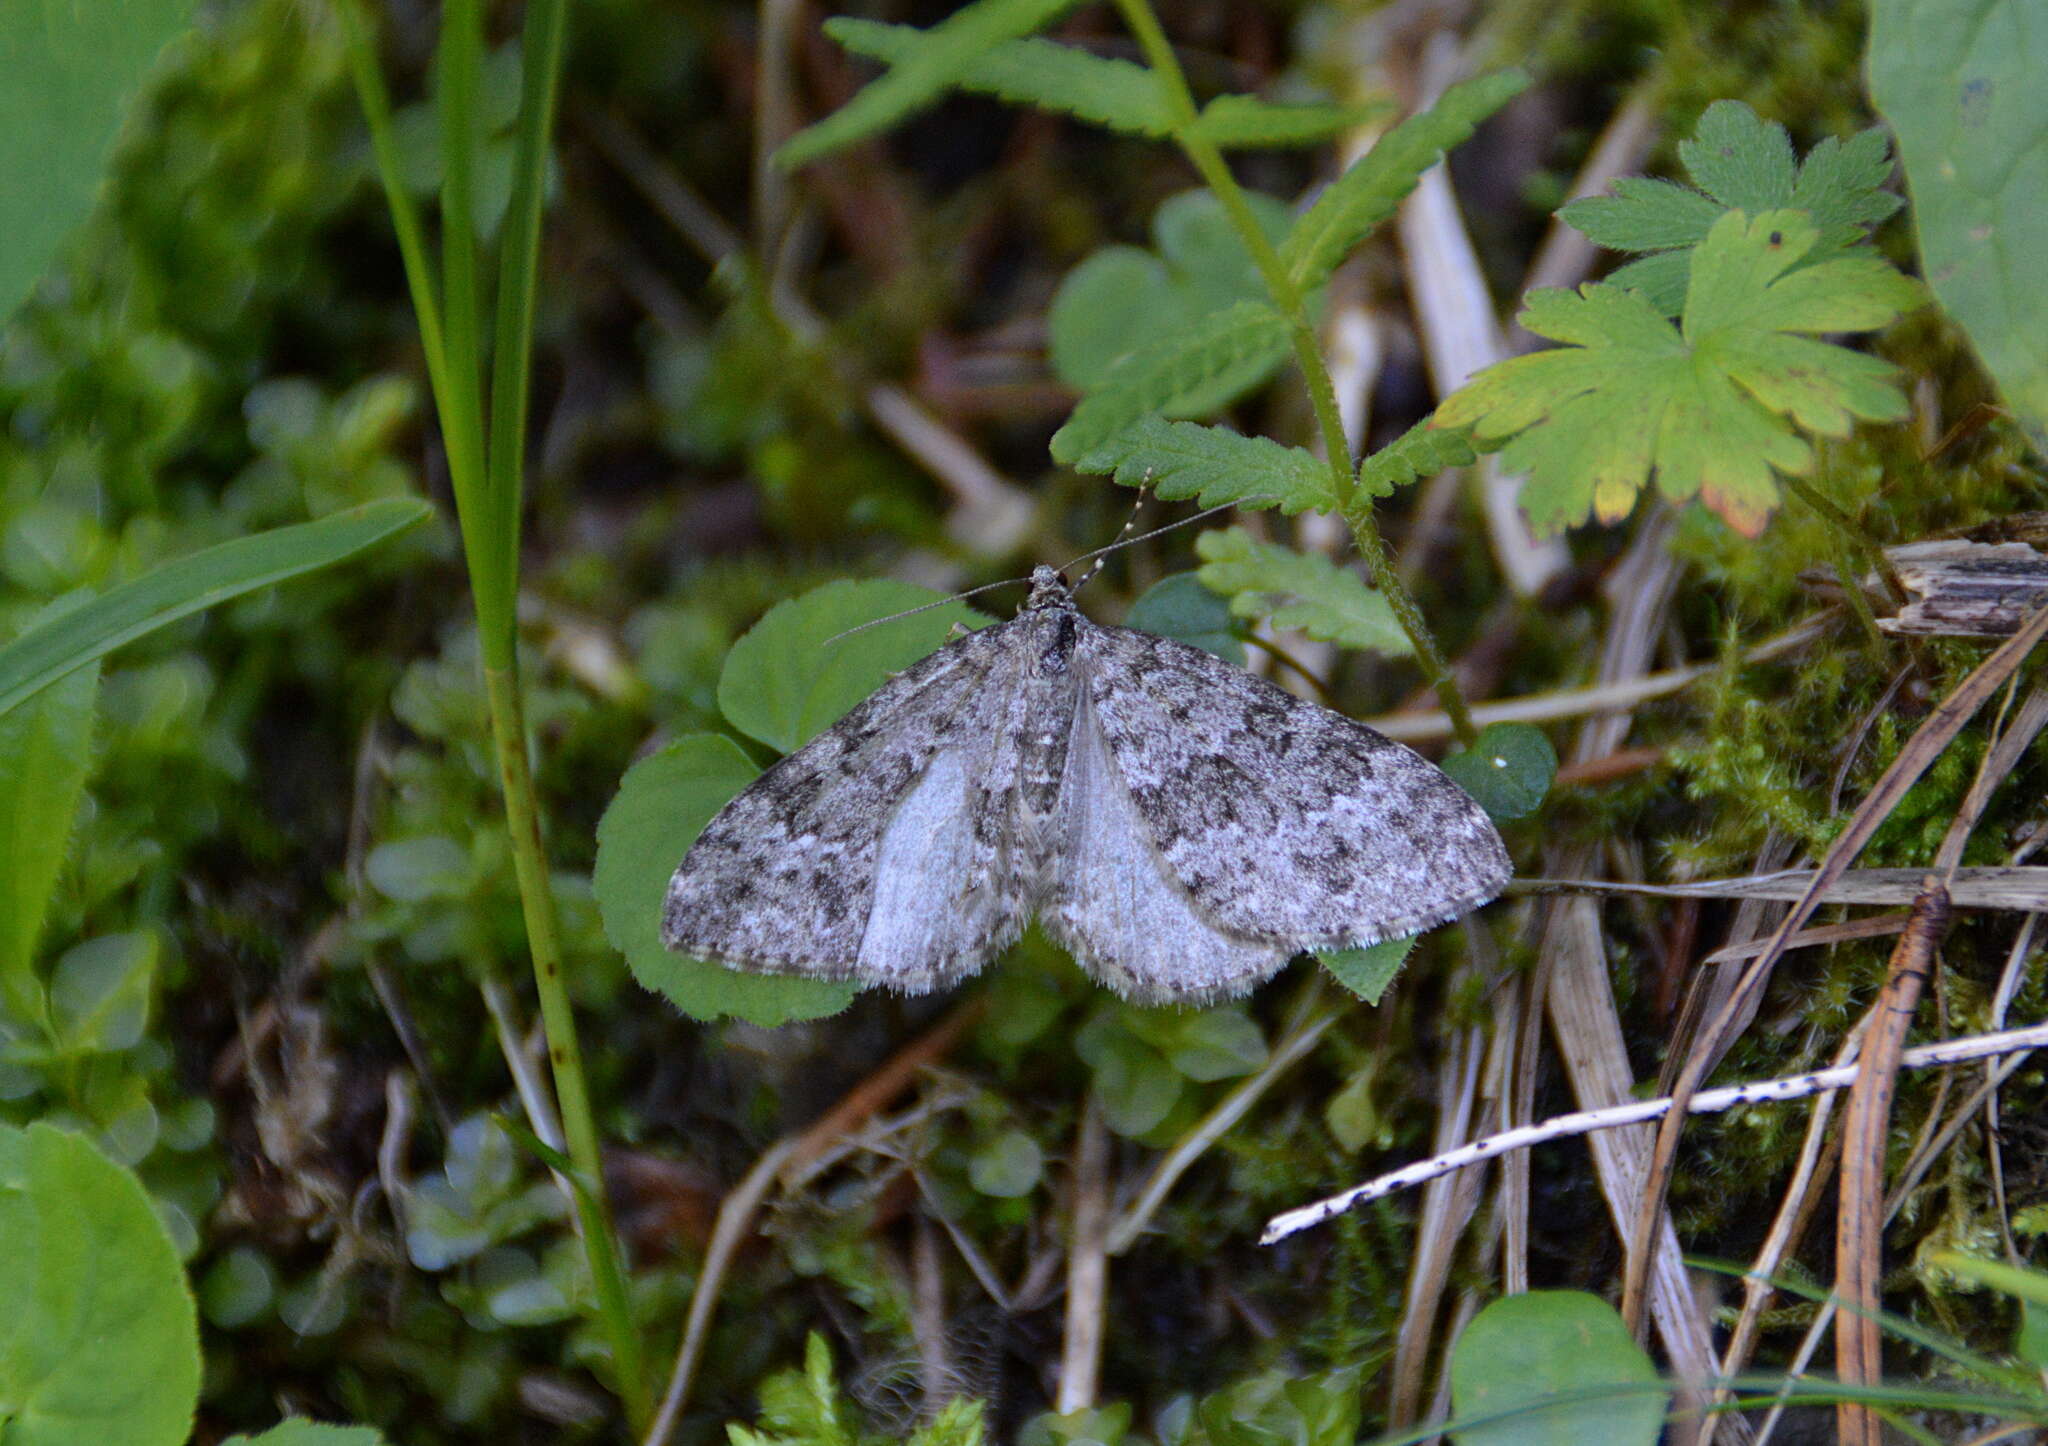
1022;564;1075;614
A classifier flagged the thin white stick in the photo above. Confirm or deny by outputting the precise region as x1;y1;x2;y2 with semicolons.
1261;1020;2048;1244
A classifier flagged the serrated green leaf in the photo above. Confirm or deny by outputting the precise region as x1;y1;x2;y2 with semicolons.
1870;0;2048;430
827;20;1172;136
1680;99;1798;213
1280;70;1528;291
778;0;1083;169
718;580;993;754
1124;572;1246;664
1069;417;1334;516
1562;103;1901;317
1317;935;1415;1004
0;498;434;718
0;0;199;324
1049;301;1290;463
594;736;856;1026
1194;528;1411;656
1048;190;1296;420
1440;722;1556;822
1355;416;1479;499
1439;209;1923;534
1183;94;1385;150
1449;1291;1665;1445
0;1122;201;1446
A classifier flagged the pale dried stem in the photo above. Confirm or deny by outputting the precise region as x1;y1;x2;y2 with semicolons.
1057;1098;1112;1415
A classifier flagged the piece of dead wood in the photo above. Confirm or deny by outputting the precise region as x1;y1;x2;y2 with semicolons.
1621;602;2048;1335
1527;865;2048;912
1878;540;2048;638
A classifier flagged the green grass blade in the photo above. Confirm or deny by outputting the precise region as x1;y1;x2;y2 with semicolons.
0;498;433;718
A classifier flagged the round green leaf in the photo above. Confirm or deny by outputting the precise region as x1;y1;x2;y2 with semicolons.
594;735;855;1025
199;1245;277;1329
1123;572;1246;663
0;1121;201;1446
716;580;992;754
968;1128;1044;1198
1449;1291;1665;1445
364;835;472;901
1160;1007;1268;1082
1441;723;1557;822
223;1422;387;1446
1318;935;1416;1004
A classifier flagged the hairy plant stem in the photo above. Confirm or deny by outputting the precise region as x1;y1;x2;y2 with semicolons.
1110;0;1479;747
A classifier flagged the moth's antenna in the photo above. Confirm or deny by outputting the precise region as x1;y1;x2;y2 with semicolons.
823;577;1023;646
1058;493;1277;584
1068;485;1150;596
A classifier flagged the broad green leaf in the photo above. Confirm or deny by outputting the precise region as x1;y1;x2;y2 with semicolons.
1195;528;1411;656
1049;190;1296;421
1441;723;1557;823
0;498;435;718
594;736;856;1026
1869;0;2048;430
717;580;993;755
1074;1010;1182;1138
1050;301;1290;464
1318;935;1415;1004
777;0;1083;169
1449;1291;1665;1445
1356;416;1480;499
47;932;155;1057
1183;95;1385;150
1560;102;1900;316
0;638;97;1023
826;20;1172;137
0;0;199;324
1280;70;1529;292
1124;572;1246;664
968;1128;1043;1197
1071;417;1333;516
1439;209;1923;535
0;1122;201;1446
223;1425;388;1446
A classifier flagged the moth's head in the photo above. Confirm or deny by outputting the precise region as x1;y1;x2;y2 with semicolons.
1023;564;1074;613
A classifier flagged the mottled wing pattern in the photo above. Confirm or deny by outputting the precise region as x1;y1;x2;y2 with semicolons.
1046;690;1294;1005
662;624;1023;993
1076;621;1511;950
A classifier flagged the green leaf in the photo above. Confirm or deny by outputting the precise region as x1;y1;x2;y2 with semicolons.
1449;1291;1665;1445
1070;417;1334;516
0;0;199;324
1280;70;1529;292
1074;1010;1183;1137
1317;935;1415;1004
968;1128;1043;1197
222;1424;388;1446
1050;301;1290;464
1159;1007;1268;1081
47;932;155;1057
1869;0;2048;430
364;835;473;901
1049;189;1296;419
1124;572;1246;664
1441;723;1556;823
0;1122;201;1446
0;498;435;718
826;21;1172;137
1438;209;1923;535
595;736;857;1026
717;580;993;755
1183;95;1386;150
0;634;97;1023
777;0;1083;169
1559;102;1901;317
1194;528;1411;656
2023;1301;2047;1370
1356;417;1480;500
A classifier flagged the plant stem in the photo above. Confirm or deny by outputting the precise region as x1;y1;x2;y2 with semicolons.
1110;0;1479;746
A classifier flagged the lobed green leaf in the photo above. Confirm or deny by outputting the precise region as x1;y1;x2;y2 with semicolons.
1068;417;1333;516
778;0;1083;169
1355;416;1480;499
1279;70;1528;292
826;20;1173;136
1194;529;1411;656
1182;95;1385;150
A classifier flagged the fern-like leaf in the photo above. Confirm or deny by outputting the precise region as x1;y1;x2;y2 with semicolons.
1355;417;1479;499
1069;417;1334;514
1195;528;1411;655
